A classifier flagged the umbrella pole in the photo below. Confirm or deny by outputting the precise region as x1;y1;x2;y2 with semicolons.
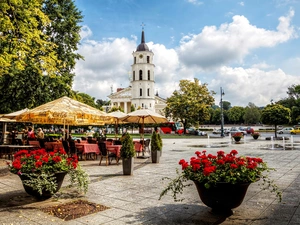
63;119;66;141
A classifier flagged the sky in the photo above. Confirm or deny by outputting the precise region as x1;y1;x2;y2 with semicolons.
73;0;300;107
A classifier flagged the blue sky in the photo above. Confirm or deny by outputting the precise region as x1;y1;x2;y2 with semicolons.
73;0;300;107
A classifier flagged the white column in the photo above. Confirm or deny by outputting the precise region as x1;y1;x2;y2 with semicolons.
124;101;128;113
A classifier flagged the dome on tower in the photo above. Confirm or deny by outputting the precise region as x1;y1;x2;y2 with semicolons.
136;30;149;51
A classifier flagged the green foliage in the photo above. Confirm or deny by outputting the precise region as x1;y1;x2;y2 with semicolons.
120;132;135;159
0;0;83;113
151;131;162;152
261;104;291;137
243;102;261;124
131;104;135;112
227;106;245;124
109;106;124;113
0;0;58;76
76;93;97;108
277;84;300;124
164;78;215;133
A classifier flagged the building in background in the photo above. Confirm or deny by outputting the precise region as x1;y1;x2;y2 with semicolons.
108;29;166;114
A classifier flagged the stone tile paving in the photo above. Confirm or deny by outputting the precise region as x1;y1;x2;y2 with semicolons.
0;135;299;224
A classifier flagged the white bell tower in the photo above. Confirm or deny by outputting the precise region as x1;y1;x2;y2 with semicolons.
131;27;155;111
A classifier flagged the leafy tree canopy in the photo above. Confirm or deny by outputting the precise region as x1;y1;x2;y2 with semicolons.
227;106;245;124
164;78;215;133
261;104;291;137
0;0;58;76
243;102;261;124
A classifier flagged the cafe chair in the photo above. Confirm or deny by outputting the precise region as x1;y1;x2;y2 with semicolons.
98;142;117;166
62;140;70;154
69;140;77;156
113;140;122;145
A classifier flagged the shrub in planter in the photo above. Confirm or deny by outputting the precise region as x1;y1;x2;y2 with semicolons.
151;131;162;163
120;132;135;175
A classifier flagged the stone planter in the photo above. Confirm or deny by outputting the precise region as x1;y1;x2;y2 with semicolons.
193;180;252;215
233;136;242;143
151;151;160;163
122;157;134;175
19;172;67;199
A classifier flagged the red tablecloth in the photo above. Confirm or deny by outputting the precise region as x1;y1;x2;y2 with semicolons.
45;142;63;151
133;140;143;152
28;141;41;148
106;145;121;158
75;143;100;154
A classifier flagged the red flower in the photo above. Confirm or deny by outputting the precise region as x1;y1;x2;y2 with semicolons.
230;164;238;169
35;161;43;168
230;150;238;155
52;156;62;163
203;166;216;176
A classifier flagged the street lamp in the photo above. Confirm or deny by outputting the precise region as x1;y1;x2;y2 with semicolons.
220;87;225;137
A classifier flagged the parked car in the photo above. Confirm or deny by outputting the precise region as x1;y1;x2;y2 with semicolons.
230;127;247;136
277;127;293;134
290;127;300;135
212;128;230;135
245;127;254;134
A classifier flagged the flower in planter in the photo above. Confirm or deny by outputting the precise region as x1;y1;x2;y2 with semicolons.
232;132;243;138
251;132;260;139
159;150;282;202
7;148;89;195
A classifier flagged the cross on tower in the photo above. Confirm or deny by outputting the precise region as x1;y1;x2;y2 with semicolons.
141;22;146;30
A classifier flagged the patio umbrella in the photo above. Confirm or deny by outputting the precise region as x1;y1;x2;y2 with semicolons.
108;110;127;138
119;109;168;157
2;108;29;119
16;96;113;138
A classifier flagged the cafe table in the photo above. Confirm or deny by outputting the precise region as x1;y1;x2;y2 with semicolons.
75;143;100;160
44;142;64;151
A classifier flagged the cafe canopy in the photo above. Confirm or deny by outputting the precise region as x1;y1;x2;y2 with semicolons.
16;96;113;126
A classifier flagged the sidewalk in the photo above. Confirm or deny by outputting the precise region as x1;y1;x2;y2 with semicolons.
0;136;300;224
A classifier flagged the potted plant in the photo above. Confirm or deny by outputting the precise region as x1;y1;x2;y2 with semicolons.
252;132;260;140
150;130;162;163
7;148;89;199
120;132;135;175
232;132;243;143
159;150;281;215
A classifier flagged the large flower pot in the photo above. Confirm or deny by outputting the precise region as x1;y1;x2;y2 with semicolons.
19;172;67;199
233;137;241;143
122;157;134;175
193;181;252;215
253;135;259;140
151;151;160;163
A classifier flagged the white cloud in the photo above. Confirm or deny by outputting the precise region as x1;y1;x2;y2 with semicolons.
186;0;203;5
80;25;92;40
177;9;296;69
239;2;245;6
209;66;297;107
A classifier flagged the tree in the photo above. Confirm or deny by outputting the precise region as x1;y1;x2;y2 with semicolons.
164;79;215;134
277;84;300;124
227;106;245;124
222;101;231;110
75;93;96;108
0;0;83;113
0;0;58;76
243;102;261;124
261;104;291;138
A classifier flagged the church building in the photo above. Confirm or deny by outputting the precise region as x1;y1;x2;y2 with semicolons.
108;29;166;114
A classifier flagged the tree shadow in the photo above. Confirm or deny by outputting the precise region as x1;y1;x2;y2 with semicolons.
135;203;230;225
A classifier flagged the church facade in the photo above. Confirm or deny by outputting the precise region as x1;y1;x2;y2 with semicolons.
108;29;167;114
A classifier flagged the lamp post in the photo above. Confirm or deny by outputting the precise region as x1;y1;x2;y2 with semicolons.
220;87;225;137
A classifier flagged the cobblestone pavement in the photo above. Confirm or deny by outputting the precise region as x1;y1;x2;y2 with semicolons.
0;135;300;225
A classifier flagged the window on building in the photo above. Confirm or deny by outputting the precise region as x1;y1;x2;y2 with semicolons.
150;103;152;108
139;70;142;80
142;103;144;108
147;88;150;96
134;57;136;64
140;88;142;96
133;71;135;81
147;56;149;63
148;70;150;80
